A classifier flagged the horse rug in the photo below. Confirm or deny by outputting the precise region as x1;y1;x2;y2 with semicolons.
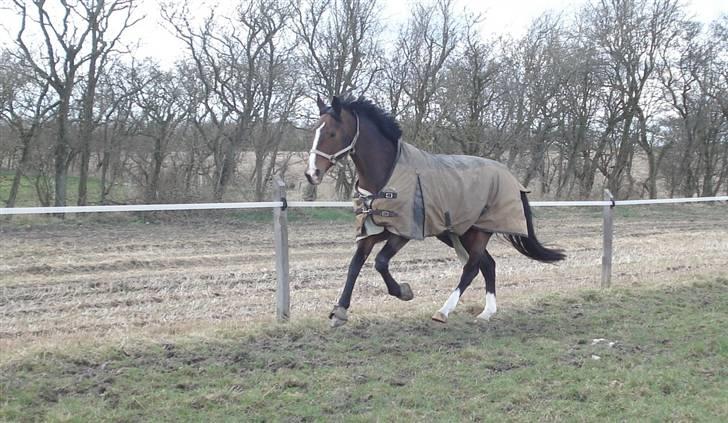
354;142;529;240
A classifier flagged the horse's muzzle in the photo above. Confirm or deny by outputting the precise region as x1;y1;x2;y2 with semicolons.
305;169;321;185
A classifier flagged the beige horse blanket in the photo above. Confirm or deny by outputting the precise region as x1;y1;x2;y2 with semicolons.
354;142;529;240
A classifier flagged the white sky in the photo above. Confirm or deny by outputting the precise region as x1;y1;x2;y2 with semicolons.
1;0;725;68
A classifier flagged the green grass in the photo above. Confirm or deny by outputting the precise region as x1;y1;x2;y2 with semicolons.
0;171;44;207
0;171;115;207
2;278;726;421
232;207;353;223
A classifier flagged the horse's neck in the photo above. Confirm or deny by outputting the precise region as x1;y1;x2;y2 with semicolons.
352;123;397;194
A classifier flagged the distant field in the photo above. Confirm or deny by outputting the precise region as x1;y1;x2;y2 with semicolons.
0;171;120;207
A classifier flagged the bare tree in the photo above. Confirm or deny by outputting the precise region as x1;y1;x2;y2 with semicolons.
11;0;139;208
130;63;188;203
96;61;143;203
587;0;682;198
551;19;604;198
440;17;503;157
293;0;383;199
165;0;296;201
76;0;140;206
395;0;460;148
0;51;57;208
660;19;728;196
517;14;566;191
293;0;382;97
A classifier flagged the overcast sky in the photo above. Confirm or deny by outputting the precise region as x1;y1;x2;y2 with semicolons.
1;0;725;68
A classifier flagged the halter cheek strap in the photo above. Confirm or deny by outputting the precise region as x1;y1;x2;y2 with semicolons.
309;112;360;166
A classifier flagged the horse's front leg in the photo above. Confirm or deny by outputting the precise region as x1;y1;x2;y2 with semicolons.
374;235;413;300
330;232;388;327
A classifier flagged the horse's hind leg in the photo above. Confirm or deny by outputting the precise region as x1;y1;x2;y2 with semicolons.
432;230;491;323
476;249;497;321
374;235;413;301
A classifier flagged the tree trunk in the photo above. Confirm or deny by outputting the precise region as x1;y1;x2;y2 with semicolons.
100;150;111;204
5;134;32;209
54;98;72;209
214;144;237;202
78;146;92;205
78;27;100;206
607;113;635;199
147;137;164;203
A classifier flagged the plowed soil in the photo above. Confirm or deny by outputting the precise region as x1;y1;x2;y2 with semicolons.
2;204;726;359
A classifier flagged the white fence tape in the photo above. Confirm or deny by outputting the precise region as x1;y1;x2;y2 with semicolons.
1;196;726;216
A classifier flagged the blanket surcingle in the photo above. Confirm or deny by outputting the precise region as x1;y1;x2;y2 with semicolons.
354;142;529;240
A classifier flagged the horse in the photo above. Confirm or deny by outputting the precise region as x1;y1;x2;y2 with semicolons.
305;95;565;327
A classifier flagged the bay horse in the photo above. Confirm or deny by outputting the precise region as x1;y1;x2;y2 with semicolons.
306;95;565;327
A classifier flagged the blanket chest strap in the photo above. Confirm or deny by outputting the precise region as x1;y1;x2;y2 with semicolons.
354;208;399;218
354;191;398;200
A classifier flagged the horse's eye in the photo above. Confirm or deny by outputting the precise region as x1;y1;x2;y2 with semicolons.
329;132;336;137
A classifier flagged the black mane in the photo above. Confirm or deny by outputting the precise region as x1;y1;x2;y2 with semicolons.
339;96;402;144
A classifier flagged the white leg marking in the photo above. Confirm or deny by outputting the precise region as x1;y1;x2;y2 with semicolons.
477;292;497;320
438;288;461;317
306;122;326;182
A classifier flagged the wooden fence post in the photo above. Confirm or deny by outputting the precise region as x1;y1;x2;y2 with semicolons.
272;176;290;321
601;189;614;288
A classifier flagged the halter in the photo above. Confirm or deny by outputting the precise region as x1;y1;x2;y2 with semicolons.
309;112;360;166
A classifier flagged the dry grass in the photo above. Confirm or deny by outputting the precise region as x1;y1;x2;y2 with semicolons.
1;204;727;363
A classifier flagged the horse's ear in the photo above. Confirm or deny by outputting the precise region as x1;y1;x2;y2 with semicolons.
331;96;342;117
316;95;327;115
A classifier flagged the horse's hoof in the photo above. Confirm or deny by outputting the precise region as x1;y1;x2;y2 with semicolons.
431;311;447;323
476;311;495;321
330;316;347;328
329;305;348;328
399;283;414;301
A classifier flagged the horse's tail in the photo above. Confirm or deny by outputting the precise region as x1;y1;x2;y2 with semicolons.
505;192;566;263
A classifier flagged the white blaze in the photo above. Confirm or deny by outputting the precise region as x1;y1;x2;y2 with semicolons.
306;122;326;181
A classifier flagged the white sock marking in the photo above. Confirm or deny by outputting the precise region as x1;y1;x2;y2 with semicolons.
306;122;326;181
477;292;497;320
438;288;461;317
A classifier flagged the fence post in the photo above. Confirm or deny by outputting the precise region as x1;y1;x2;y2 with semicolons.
601;189;615;288
272;176;290;321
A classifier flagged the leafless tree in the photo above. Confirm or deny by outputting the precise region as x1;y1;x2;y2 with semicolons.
76;0;140;206
0;51;57;208
395;0;460;149
293;0;382;98
165;0;298;201
660;19;728;196
440;17;503;157
517;14;566;191
586;0;683;198
96;61;143;203
129;62;188;203
293;0;383;199
11;0;139;208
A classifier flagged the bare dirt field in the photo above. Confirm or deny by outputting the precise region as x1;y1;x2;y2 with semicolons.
1;204;727;361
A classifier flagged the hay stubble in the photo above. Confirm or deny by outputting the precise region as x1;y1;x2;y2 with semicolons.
1;206;726;361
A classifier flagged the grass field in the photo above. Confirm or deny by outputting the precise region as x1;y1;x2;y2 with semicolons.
1;204;727;421
0;171;116;207
1;278;726;421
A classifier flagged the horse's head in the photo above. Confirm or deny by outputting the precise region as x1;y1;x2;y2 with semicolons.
305;95;359;185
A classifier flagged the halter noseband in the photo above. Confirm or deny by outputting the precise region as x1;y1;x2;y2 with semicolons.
309;112;360;166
